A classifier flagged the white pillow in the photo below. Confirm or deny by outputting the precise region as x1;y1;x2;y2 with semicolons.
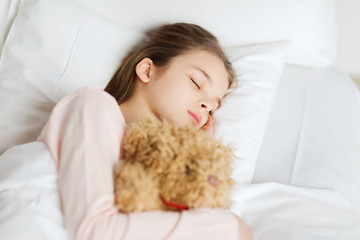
0;0;144;154
0;0;20;54
215;41;290;184
75;0;337;68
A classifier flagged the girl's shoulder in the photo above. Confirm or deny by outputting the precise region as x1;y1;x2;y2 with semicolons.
63;86;118;108
52;86;125;124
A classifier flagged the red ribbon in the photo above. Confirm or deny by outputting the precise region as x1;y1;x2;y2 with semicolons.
161;197;189;210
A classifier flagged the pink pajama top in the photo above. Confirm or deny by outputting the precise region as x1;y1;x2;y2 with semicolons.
37;87;242;240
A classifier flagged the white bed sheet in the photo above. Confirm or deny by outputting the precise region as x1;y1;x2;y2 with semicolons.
253;65;360;205
231;182;360;240
231;66;360;239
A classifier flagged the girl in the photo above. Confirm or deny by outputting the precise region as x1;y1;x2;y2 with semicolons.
37;23;252;240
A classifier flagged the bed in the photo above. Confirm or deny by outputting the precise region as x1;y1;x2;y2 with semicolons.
0;0;359;239
233;64;360;239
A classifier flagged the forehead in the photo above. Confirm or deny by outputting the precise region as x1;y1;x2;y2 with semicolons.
173;50;226;72
171;50;229;89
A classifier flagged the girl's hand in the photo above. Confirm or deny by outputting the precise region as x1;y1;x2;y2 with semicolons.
200;114;215;137
235;216;253;240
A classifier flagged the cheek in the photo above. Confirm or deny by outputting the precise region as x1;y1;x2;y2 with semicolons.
148;79;199;125
160;84;194;108
151;95;188;126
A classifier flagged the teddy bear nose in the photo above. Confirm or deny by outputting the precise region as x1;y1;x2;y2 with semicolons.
208;175;218;187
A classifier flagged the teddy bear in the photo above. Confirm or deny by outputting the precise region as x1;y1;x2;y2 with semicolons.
113;116;235;213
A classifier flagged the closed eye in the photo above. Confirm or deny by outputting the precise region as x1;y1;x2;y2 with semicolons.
191;78;200;89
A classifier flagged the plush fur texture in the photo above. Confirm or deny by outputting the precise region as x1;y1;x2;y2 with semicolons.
113;117;234;213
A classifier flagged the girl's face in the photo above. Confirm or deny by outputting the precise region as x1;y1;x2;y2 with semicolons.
142;50;229;129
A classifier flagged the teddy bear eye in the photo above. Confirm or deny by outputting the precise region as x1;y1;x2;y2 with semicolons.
185;165;191;175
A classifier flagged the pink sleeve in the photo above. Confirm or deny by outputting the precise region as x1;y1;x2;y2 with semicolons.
37;87;241;240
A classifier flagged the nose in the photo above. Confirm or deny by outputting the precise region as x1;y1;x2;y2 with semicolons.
208;175;218;187
200;101;214;113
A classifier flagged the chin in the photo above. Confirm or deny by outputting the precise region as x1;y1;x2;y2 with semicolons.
160;114;194;128
173;118;192;128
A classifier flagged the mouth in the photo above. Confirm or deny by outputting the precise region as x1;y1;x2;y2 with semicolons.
188;110;202;125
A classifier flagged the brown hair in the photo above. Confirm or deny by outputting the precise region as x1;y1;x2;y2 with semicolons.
105;22;236;104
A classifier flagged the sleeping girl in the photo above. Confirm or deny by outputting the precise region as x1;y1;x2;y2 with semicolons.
37;22;252;240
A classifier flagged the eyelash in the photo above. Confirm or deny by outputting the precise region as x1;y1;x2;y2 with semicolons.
191;79;200;89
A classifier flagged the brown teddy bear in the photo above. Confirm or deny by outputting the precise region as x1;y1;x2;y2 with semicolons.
113;117;235;213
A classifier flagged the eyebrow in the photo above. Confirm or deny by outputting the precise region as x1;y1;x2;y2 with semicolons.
191;66;212;84
191;65;222;109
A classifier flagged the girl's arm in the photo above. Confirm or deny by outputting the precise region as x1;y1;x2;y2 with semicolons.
37;87;246;240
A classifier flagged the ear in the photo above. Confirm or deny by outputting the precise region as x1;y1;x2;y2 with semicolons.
135;58;153;83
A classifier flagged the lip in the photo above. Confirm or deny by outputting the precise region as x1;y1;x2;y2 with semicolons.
188;110;202;125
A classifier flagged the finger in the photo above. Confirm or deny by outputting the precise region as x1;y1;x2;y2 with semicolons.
200;115;214;137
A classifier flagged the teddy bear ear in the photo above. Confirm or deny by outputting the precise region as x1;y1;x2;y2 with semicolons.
122;125;150;162
121;116;164;167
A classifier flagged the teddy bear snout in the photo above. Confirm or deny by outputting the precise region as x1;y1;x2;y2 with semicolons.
208;175;218;187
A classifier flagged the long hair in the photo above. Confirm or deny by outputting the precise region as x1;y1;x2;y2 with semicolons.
105;23;236;104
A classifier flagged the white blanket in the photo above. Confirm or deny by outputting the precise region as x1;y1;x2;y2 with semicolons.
231;183;360;240
1;142;359;239
0;142;67;240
